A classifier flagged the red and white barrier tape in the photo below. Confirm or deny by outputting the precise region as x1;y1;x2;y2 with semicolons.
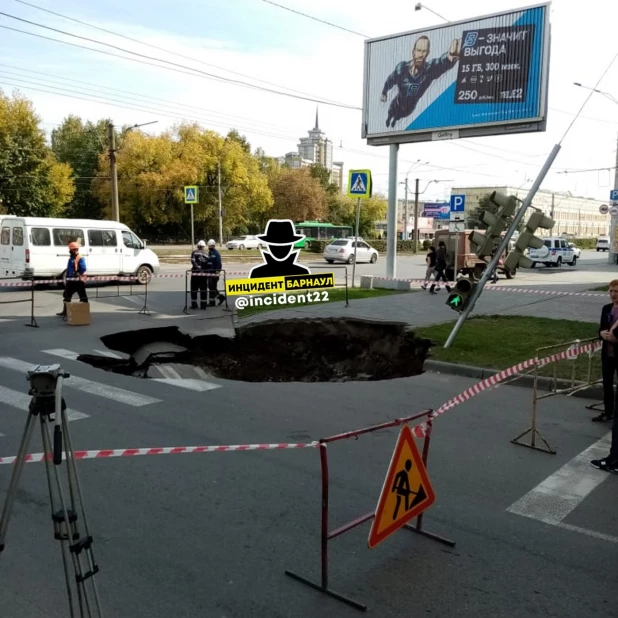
0;271;250;287
410;339;603;437
0;441;319;466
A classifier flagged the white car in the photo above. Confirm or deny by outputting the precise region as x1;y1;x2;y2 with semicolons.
596;236;610;252
226;235;265;250
568;242;581;258
323;239;378;264
528;237;577;267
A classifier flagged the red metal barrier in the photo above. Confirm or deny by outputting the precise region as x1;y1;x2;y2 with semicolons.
285;411;456;612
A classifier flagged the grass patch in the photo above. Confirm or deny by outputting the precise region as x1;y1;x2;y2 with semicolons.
590;285;608;292
238;287;407;317
416;315;601;380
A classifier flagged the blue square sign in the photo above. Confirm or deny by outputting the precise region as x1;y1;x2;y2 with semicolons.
450;194;466;212
610;189;618;201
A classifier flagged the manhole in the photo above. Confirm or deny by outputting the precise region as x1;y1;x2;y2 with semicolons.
78;318;433;383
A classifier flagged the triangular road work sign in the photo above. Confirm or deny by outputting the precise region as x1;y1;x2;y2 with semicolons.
351;173;366;193
367;424;435;549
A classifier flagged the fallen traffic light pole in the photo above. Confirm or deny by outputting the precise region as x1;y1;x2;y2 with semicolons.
443;143;562;349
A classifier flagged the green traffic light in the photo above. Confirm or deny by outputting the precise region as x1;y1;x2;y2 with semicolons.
449;294;463;307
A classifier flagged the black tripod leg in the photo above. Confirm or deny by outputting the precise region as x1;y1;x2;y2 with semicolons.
0;408;38;552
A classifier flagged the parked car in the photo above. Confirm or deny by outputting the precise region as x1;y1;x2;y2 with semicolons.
226;235;265;250
323;239;378;264
596;236;610;252
568;242;581;258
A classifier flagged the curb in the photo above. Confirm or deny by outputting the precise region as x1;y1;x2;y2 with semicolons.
423;359;603;401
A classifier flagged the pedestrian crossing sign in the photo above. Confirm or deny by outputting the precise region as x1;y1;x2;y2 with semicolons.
347;169;372;199
367;424;435;549
184;185;198;204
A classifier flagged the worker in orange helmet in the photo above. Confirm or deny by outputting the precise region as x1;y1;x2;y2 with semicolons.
56;241;88;317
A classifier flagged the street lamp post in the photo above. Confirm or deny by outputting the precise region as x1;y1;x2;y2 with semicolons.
574;82;618;264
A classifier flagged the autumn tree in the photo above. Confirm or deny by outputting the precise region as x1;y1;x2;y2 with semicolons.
0;90;75;216
93;122;273;240
269;167;327;221
51;115;110;219
310;163;339;195
325;192;387;236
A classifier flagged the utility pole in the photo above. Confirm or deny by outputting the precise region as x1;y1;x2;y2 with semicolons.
108;122;119;222
414;178;420;253
404;179;409;241
217;162;223;247
550;192;555;219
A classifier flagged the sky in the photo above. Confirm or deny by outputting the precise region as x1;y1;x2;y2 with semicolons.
1;0;618;205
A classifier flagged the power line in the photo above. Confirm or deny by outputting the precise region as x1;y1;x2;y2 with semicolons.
260;0;369;37
0;16;360;110
13;0;349;106
0;64;292;132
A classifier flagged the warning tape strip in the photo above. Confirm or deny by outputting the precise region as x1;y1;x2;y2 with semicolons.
0;441;319;466
0;271;250;287
410;340;603;438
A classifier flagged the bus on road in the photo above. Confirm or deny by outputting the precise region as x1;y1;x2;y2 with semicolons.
293;221;353;248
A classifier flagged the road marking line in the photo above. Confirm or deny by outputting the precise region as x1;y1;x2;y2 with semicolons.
93;349;124;359
0;357;161;407
507;432;616;541
151;378;221;392
0;384;89;422
556;522;618;544
43;348;79;361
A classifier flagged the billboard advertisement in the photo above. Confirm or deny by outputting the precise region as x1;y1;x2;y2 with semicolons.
422;203;451;219
361;3;550;145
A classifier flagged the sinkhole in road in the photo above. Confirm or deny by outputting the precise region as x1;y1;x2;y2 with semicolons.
78;318;433;383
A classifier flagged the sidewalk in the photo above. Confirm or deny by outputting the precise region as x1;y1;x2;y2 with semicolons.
239;283;605;328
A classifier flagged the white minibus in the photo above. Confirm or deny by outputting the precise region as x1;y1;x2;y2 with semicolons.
0;217;160;284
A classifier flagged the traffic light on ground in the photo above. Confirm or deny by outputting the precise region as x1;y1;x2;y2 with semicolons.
469;192;519;258
446;278;477;313
503;210;556;270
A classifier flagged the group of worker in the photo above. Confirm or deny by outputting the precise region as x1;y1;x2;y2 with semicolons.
190;239;226;310
55;238;227;317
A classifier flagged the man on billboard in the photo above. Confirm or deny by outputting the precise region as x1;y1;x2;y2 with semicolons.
380;35;461;128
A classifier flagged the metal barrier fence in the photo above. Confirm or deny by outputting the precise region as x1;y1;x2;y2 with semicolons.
285;411;455;612
0;276;38;328
511;337;602;454
0;274;150;325
182;270;231;314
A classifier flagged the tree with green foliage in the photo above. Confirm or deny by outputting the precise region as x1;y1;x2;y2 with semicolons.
51;115;110;219
269;167;327;222
326;192;387;236
309;163;339;195
0;90;75;216
93;122;272;240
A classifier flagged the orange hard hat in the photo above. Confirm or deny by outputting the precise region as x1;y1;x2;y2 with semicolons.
68;242;80;250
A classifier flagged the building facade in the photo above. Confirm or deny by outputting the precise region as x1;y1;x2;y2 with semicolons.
279;109;344;192
451;186;609;238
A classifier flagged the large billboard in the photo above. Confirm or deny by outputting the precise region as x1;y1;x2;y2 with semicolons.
422;203;451;219
361;3;550;145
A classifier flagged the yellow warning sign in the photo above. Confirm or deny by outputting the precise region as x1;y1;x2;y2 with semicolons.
367;424;435;549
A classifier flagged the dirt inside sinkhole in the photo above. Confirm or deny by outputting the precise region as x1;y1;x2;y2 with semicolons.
78;318;433;383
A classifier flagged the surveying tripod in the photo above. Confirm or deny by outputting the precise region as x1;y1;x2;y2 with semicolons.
0;364;103;618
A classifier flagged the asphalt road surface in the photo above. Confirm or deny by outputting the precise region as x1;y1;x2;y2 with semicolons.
0;251;616;617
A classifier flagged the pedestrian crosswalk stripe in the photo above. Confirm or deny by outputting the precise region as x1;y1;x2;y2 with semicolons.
43;348;79;361
151;378;221;392
0;384;89;422
0;357;161;407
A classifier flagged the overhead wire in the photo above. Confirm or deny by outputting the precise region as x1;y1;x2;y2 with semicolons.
0;17;360;109
13;0;351;105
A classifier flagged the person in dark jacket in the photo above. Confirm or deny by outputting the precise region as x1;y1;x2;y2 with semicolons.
190;240;209;309
206;239;226;306
591;279;618;473
429;241;451;294
421;245;436;290
56;241;88;317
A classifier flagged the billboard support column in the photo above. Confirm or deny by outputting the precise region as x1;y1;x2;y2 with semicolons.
444;143;562;349
387;143;399;278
